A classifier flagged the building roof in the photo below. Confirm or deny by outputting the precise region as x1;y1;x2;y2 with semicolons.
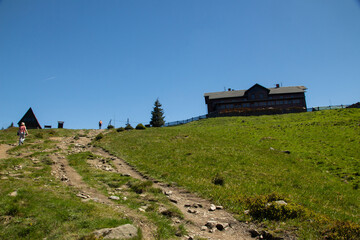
18;107;42;129
204;84;307;100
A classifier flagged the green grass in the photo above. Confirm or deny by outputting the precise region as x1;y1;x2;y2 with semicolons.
0;127;82;145
96;108;360;239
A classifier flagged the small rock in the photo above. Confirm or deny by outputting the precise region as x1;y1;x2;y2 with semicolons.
109;196;120;200
9;191;17;197
216;205;223;210
275;200;288;206
249;229;260;237
209;204;216;211
216;222;229;231
123;197;127;201
122;173;131;177
187;209;197;214
201;226;208;231
164;190;173;196
169;198;178;204
266;200;287;207
61;175;68;181
205;220;218;229
77;193;90;199
93;224;138;239
244;210;250;215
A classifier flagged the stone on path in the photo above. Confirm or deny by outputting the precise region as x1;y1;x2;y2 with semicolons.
93;224;138;239
209;204;216;211
109;195;120;200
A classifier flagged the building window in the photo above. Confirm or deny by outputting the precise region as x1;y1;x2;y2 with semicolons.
251;94;255;100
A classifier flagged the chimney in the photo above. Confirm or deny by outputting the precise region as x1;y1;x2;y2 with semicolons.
276;84;280;88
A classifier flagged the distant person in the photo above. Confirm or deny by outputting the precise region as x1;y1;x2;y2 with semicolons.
18;122;28;145
99;120;102;129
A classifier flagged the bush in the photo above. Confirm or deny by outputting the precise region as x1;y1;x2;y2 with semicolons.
212;173;225;186
116;127;125;132
245;193;305;220
107;125;114;129
125;124;134;130
94;133;104;141
127;180;153;194
135;124;146;130
323;221;360;240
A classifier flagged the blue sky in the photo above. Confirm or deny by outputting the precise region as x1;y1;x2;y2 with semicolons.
1;0;360;129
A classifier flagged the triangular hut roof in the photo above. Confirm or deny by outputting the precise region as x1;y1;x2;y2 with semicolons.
18;107;42;129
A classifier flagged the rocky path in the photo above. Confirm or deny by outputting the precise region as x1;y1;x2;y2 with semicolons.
16;130;255;239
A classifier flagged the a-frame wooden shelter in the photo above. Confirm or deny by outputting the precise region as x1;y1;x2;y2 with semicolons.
18;107;42;129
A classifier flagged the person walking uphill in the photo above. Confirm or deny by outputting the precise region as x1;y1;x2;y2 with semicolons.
18;122;28;145
99;120;102;129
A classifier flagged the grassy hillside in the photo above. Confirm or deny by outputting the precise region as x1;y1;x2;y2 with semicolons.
0;128;186;239
97;108;360;239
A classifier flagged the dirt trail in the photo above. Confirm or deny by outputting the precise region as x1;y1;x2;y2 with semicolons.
49;134;156;239
41;130;254;239
0;144;12;159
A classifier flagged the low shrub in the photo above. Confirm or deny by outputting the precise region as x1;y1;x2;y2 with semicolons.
245;193;305;220
135;124;146;130
212;173;225;186
94;133;104;141
116;127;125;132
125;124;134;130
107;125;114;129
127;180;153;194
323;220;360;240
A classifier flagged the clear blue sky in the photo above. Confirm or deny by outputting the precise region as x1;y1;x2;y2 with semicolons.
1;0;360;129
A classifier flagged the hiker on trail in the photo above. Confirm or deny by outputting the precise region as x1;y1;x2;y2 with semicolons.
99;120;102;129
18;122;28;145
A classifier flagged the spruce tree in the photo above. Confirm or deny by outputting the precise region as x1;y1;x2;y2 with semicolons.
150;99;165;127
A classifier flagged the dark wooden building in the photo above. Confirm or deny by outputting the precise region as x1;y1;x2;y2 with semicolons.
204;84;307;116
18;107;42;129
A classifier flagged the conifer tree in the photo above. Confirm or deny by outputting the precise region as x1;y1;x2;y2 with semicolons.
150;99;165;127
